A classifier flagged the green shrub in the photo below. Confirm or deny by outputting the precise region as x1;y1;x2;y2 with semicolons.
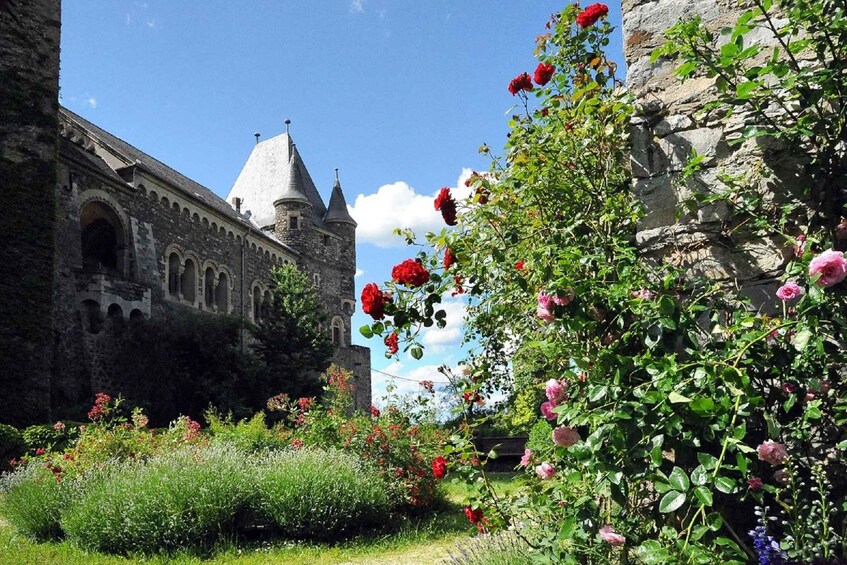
525;419;552;454
21;422;81;453
0;423;23;463
205;410;289;452
252;448;390;540
61;444;253;554
0;461;73;541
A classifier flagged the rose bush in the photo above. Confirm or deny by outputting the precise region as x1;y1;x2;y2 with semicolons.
360;2;847;563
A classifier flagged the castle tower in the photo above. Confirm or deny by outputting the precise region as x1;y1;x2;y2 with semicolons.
323;171;357;301
273;151;314;249
0;0;61;425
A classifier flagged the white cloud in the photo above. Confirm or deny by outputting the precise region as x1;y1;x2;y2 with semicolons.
355;268;364;278
348;181;443;247
350;0;364;13
348;169;476;248
145;18;157;28
86;97;97;109
420;297;467;353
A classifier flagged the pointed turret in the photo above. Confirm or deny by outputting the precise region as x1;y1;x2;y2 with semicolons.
323;170;356;226
274;149;312;207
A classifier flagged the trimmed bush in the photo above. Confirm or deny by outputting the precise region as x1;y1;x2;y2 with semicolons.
253;448;390;540
61;444;253;554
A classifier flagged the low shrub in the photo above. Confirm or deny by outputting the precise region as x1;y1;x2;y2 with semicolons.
0;423;23;468
252;448;390;540
0;461;73;541
205;410;289;452
21;422;81;453
60;444;253;554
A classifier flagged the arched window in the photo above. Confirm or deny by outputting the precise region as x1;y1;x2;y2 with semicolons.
107;303;125;332
181;258;197;303
204;267;215;308
331;317;344;346
262;290;272;319
81;299;103;334
80;201;125;274
252;285;262;321
215;272;229;313
168;253;181;297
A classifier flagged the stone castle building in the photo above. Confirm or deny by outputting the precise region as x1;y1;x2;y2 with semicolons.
0;0;370;426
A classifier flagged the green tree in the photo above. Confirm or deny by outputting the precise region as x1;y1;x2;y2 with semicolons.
252;264;333;401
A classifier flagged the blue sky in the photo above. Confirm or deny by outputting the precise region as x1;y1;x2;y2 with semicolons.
60;1;624;404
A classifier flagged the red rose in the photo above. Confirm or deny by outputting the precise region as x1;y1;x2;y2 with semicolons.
576;3;609;28
392;259;430;287
444;248;456;271
384;332;399;355
370;405;381;417
464;506;484;524
533;62;555;85
515;260;525;271
432;456;447;479
508;72;533;95
452;275;464;296
434;187;457;226
361;283;392;319
747;476;764;491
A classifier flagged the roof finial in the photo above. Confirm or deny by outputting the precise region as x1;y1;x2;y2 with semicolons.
335;168;339;182
284;118;291;135
254;132;260;144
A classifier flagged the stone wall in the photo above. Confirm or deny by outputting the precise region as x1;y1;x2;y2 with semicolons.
0;0;61;426
623;0;805;304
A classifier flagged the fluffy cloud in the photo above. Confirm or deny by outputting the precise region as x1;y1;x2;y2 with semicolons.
420;297;467;352
350;0;364;13
348;169;475;248
355;268;364;278
87;97;97;109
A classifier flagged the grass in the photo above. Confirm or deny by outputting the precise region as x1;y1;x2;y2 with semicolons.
0;473;519;564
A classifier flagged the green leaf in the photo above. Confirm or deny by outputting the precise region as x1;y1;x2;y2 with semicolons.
691;465;708;486
714;476;736;494
359;325;374;338
669;467;690;492
659;490;686;513
669;391;691;404
792;328;813;352
410;346;423;360
694;486;713;507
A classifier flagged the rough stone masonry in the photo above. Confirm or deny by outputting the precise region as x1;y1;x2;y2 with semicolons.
622;0;809;306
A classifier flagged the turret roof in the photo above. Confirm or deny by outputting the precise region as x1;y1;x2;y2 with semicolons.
227;131;329;229
324;177;357;226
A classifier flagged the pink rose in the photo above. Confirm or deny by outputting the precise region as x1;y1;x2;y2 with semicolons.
552;288;574;306
757;439;788;465
808;249;847;287
599;525;626;546
537;291;556;322
552;426;580;447
747;476;764;490
775;280;804;301
535;462;555;480
631;288;655;300
540;401;556;421
519;448;532;467
545;378;568;405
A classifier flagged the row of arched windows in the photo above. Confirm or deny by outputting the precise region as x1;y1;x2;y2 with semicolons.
164;246;231;313
138;184;291;265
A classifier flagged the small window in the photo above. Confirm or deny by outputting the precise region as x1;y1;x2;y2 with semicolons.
322;235;330;246
289;216;299;230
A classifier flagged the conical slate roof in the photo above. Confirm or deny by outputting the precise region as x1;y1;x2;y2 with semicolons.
276;151;311;205
324;177;357;226
226;131;328;229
